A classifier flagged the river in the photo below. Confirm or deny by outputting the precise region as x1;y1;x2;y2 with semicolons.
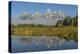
11;35;78;53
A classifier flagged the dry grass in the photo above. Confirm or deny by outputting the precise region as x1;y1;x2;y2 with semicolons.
11;26;78;41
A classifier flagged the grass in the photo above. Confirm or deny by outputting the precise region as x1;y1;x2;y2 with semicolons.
11;26;78;41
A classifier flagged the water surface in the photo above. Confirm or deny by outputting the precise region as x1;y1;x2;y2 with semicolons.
11;35;78;53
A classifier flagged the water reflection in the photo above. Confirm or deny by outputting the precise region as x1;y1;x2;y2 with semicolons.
11;36;78;52
20;37;32;45
19;36;65;48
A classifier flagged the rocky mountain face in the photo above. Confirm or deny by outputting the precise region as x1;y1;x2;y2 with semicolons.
21;9;65;19
12;9;65;25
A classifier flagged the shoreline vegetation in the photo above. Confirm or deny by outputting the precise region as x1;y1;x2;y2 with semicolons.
11;16;78;42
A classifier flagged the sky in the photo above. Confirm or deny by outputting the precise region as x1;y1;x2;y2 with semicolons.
10;1;78;17
10;1;78;25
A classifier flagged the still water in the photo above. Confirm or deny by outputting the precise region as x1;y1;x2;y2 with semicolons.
11;35;78;53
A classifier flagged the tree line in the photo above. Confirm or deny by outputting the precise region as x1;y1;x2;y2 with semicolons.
56;15;78;27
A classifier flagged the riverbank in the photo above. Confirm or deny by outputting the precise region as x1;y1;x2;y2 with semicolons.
11;26;78;41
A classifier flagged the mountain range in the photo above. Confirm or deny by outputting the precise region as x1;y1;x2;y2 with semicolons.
19;9;65;19
12;9;66;25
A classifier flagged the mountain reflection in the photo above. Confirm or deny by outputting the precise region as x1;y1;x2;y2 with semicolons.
19;36;65;48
